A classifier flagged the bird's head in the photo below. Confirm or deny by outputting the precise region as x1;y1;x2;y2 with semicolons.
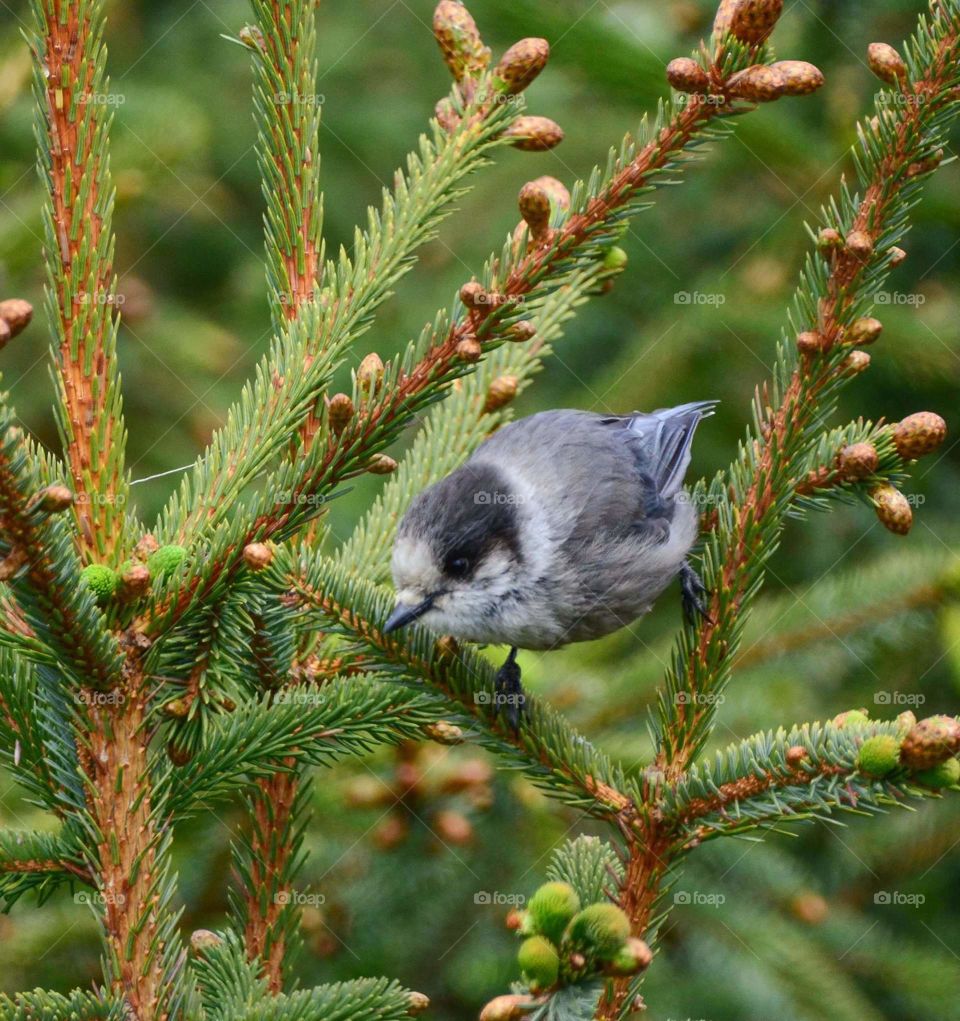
385;462;526;639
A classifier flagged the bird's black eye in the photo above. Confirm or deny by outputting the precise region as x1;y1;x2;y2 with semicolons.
445;555;472;578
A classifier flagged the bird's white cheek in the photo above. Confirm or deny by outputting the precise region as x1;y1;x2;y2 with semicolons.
396;586;426;606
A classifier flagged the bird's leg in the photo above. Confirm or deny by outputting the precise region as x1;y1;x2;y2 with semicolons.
493;646;525;731
679;560;712;625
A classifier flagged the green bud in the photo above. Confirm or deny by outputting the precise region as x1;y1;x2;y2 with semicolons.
80;564;118;604
517;935;559;992
148;544;188;579
857;735;900;777
528;881;580;944
564;902;631;961
914;757;960;789
832;709;870;729
603;246;628;272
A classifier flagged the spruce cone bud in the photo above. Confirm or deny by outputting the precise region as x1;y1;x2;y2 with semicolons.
915;757;960;788
163;697;190;720
728;65;785;103
896;710;917;733
0;320;9;347
846;317;882;345
190;929;223;955
529;175;570;211
900;715;960;770
0;299;33;345
843;350;871;374
503;115;564;151
528;881;580;944
518;181;552;242
888;246;907;267
871;483;913;535
119;562;151;600
238;25;265;51
565;903;631;960
455;338;482;362
857;734;901;777
714;0;784;45
135;534;160;560
167;740;193;766
844;230;873;260
39;484;74;512
867;42;907;84
892;412;947;460
796;330;824;355
357;352;384;392
242;542;273;571
327;393;354;434
786;745;808;767
508;320;536;342
434;634;460;658
432;1;491;81
838;442;878;478
833;709;870;729
407;992;431;1017
770;60;824;96
494;37;550;94
479;995;535;1021
666;57;709;94
423;720;465;744
483;375;519;414
817;227;843;250
368;453;398;475
435;97;459;133
460;281;488;309
517;935;559;992
606;937;654;977
433;809;473;845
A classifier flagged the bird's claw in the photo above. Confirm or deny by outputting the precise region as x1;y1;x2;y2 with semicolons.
680;561;712;625
492;648;525;733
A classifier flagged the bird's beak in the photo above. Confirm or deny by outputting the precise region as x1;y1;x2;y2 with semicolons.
384;595;435;634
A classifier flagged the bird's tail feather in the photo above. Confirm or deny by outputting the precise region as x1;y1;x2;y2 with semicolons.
626;400;717;497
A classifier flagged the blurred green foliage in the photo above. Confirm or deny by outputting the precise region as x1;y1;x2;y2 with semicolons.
0;1;958;1018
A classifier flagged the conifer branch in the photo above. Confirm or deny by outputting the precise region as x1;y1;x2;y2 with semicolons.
0;990;117;1021
28;0;129;561
0;828;92;907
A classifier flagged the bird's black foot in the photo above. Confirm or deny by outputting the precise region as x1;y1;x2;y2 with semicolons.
680;561;711;625
493;647;525;732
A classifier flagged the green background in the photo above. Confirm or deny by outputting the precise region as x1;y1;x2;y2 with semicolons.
0;1;958;1018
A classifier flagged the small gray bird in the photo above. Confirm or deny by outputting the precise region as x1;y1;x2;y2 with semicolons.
385;402;715;727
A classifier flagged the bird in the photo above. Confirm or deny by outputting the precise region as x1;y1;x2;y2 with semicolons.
384;401;715;729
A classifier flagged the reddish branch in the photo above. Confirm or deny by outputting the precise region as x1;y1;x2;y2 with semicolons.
39;1;121;557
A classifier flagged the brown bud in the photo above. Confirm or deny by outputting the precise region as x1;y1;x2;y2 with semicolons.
900;715;960;770
368;453;398;475
433;809;473;845
906;149;944;178
871;484;913;535
892;412;947;460
846;317;882;345
423;720;465;745
432;1;491;81
441;758;494;792
786;745;808;767
238;25;265;51
0;319;9;347
242;542;273;571
435;97;459;133
434;634;460;658
844;230;873;260
167;740;193;767
790;891;829;925
505;908;525;931
518;181;552;242
162;699;190;722
357;352;384;392
38;484;74;512
837;442;879;478
134;534;160;560
455;338;482;362
459;281;488;310
867;42;907;84
479;995;535;1021
529;175;570;211
770;60;825;96
888;246;907;267
727;64;785;103
327;393;354;435
119;562;151;600
494;37;550;94
190;929;223;955
843;350;871;374
714;0;783;44
796;330;825;355
508;320;536;342
483;375;519;414
604;937;653;976
666;57;710;94
503;115;564;151
373;814;409;850
817;227;843;250
0;299;33;344
407;992;431;1017
897;710;917;733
